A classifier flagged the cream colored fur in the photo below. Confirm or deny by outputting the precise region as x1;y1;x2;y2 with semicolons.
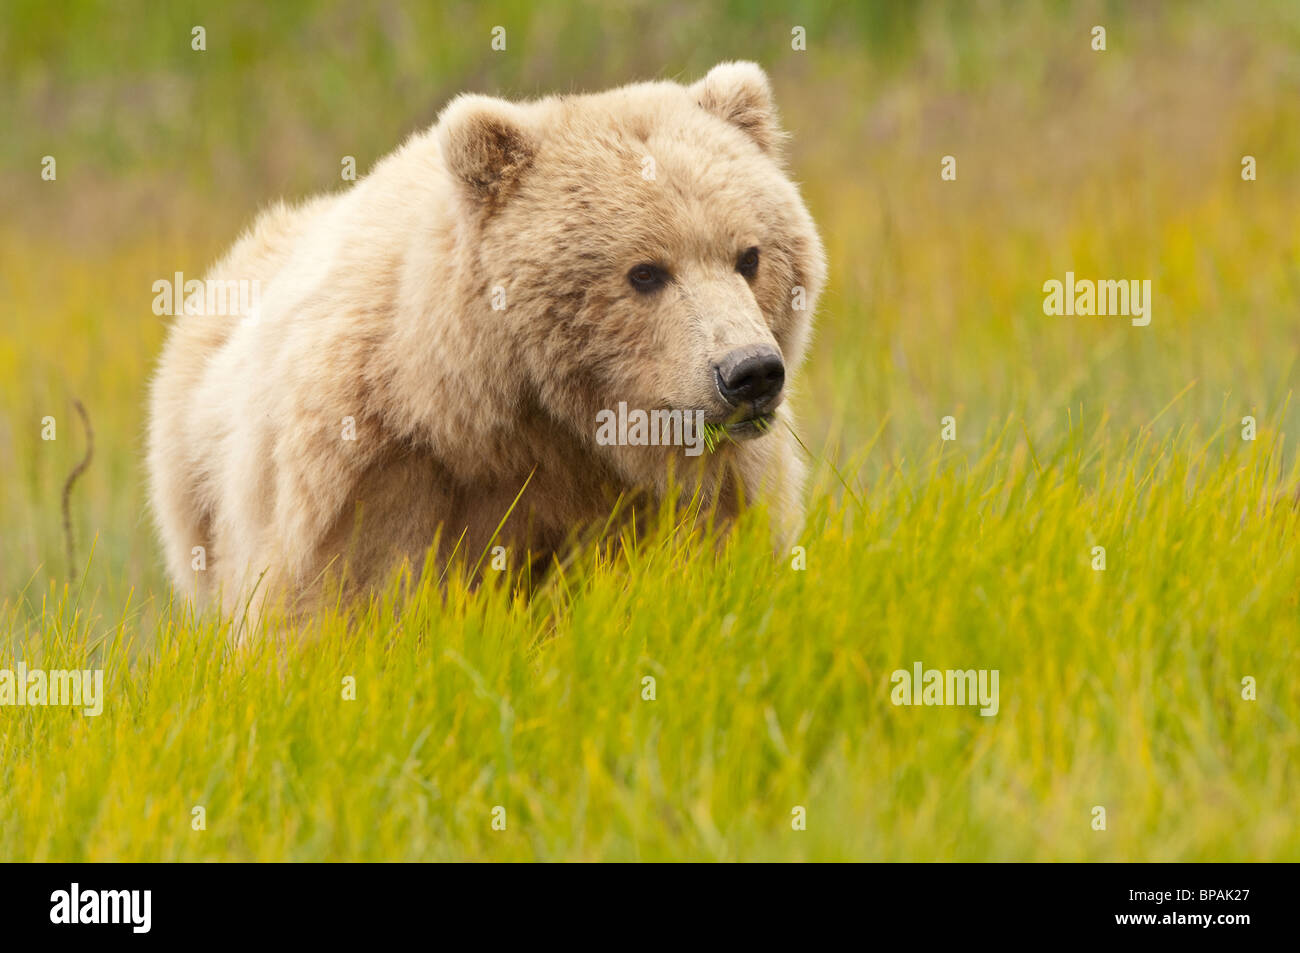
146;62;825;625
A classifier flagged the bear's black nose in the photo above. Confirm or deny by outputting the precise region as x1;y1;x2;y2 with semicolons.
715;346;785;409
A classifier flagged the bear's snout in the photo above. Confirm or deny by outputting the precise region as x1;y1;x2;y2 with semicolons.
714;345;785;412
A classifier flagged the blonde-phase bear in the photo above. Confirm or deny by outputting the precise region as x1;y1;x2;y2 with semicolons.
147;62;826;636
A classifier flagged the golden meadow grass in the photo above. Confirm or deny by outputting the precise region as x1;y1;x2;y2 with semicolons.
1;1;1298;860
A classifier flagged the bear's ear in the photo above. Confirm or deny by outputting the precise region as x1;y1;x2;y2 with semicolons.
690;61;783;154
437;94;536;207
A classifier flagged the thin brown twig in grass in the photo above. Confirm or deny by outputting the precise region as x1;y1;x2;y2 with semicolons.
61;397;93;582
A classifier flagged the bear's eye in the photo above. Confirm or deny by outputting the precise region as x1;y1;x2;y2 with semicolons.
737;246;760;279
628;263;667;292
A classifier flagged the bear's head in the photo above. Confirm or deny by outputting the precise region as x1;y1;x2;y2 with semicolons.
434;62;825;485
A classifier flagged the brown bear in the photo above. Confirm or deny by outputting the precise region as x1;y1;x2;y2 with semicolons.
146;61;825;626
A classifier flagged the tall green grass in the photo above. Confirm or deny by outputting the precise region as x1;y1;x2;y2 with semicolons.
2;425;1296;861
